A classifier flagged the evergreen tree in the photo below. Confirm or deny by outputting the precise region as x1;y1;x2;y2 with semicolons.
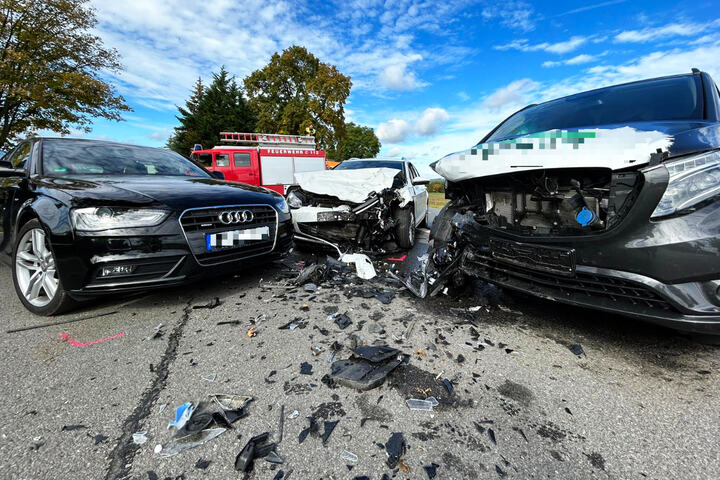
168;67;255;155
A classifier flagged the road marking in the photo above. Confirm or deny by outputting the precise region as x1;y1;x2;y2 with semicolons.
60;332;125;347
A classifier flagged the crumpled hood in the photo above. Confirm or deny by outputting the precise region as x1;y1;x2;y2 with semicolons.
295;167;400;203
37;176;281;210
432;125;675;182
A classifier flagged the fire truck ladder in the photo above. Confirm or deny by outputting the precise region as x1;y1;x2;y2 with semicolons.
219;132;317;150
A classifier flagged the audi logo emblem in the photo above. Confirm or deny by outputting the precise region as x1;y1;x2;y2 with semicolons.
218;210;254;224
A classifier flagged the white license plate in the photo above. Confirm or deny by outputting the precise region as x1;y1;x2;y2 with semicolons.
206;226;270;250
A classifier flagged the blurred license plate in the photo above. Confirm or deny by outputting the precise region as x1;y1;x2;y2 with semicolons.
206;227;269;250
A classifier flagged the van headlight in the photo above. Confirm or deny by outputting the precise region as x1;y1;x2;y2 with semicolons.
286;190;304;209
71;207;169;231
651;150;720;218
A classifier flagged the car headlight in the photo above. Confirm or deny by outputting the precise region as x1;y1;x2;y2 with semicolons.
71;207;169;231
275;196;290;214
651;150;720;218
286;190;304;209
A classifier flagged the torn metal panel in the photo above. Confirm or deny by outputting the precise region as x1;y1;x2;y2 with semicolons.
294;167;401;203
432;127;672;182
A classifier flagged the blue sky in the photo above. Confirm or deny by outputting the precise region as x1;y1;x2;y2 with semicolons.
76;0;720;175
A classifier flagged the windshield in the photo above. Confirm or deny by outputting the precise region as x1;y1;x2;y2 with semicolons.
486;75;703;142
335;160;403;171
42;140;210;177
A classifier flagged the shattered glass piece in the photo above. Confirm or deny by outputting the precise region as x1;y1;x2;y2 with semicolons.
132;432;148;444
385;432;406;469
322;420;339;444
201;373;216;382
427;396;439;406
405;398;435;411
158;428;226;457
288;410;299;419
167;402;195;430
340;450;358;463
300;362;313;375
209;395;252;411
304;283;318;293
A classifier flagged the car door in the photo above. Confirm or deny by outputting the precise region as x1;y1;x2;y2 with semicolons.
408;163;428;225
231;151;259;185
0;141;31;249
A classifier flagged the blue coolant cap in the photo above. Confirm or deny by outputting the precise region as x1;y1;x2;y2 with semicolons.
576;206;596;227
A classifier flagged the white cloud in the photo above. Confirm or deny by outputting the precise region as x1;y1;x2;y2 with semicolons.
415;108;450;136
376;119;413;143
615;21;720;43
379;62;426;90
494;36;589;54
387;147;402;157
543;53;597;68
482;78;538;109
481;1;536;32
457;91;470;101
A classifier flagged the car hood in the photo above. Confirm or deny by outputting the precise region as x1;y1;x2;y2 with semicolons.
37;175;282;210
295;167;400;203
431;121;720;182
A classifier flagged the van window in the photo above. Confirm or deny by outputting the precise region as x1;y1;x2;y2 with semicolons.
234;153;251;167
216;154;230;167
194;153;212;167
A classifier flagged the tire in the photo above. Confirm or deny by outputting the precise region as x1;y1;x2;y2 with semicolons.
394;206;415;249
12;219;76;316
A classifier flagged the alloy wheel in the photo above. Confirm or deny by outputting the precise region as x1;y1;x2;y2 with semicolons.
15;228;58;307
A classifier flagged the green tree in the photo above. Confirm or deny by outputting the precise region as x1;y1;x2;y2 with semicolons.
244;45;351;154
168;67;255;155
0;0;130;149
334;122;381;160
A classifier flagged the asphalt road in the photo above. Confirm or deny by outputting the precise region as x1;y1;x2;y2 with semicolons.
1;240;719;480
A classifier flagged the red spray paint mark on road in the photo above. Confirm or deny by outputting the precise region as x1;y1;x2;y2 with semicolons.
60;332;125;347
387;255;407;262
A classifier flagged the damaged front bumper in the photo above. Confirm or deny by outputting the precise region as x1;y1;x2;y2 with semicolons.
425;165;720;335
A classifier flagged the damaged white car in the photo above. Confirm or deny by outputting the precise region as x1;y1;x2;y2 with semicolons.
288;159;429;250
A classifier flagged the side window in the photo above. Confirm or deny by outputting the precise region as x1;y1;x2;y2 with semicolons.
215;154;230;167
193;153;212;167
408;164;418;179
233;153;251;167
6;142;31;170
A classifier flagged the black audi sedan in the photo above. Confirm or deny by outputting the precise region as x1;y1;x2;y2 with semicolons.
429;70;720;337
0;138;292;315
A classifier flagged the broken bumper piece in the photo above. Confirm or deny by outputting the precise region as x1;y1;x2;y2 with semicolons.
329;345;406;390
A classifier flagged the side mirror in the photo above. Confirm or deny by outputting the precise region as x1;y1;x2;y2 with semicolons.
0;166;25;178
412;176;429;186
210;170;225;180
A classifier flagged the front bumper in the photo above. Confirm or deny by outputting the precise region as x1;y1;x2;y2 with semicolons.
454;165;720;334
52;210;293;295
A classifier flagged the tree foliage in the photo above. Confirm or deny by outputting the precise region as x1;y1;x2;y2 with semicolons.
0;0;130;149
244;45;351;154
334;122;381;160
167;67;255;155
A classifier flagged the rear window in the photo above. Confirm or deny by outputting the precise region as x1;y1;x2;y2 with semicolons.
487;75;704;141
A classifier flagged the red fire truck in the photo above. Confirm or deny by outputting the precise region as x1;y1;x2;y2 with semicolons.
190;132;327;194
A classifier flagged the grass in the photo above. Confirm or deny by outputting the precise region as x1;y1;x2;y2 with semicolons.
428;192;449;209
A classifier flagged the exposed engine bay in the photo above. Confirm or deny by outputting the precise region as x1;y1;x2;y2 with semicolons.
451;168;641;236
288;187;404;250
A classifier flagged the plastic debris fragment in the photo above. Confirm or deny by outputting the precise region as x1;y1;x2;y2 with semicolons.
168;402;195;430
288;410;299;419
158;428;226;457
385;432;406;469
339;253;376;280
209;395;253;411
235;432;276;472
132;432;148;444
406;399;435;411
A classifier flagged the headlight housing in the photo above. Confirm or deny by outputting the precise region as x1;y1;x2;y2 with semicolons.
286;190;304;209
651;150;720;218
275;196;290;214
71;207;169;231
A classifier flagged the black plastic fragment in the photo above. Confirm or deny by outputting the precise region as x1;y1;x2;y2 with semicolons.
322;420;339;444
330;349;404;391
375;291;395;304
353;345;400;363
298;417;319;444
495;464;507;477
195;458;211;469
235;432;276;472
568;344;584;356
488;428;497;445
442;378;453;393
300;362;313;375
424;462;440;479
385;432;406;469
273;471;284;480
334;313;352;329
61;425;87;431
93;434;108;445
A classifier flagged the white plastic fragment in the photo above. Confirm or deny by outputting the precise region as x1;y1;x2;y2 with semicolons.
154;444;162;454
340;450;359;463
132;432;148;444
288;410;299;419
340;253;377;280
